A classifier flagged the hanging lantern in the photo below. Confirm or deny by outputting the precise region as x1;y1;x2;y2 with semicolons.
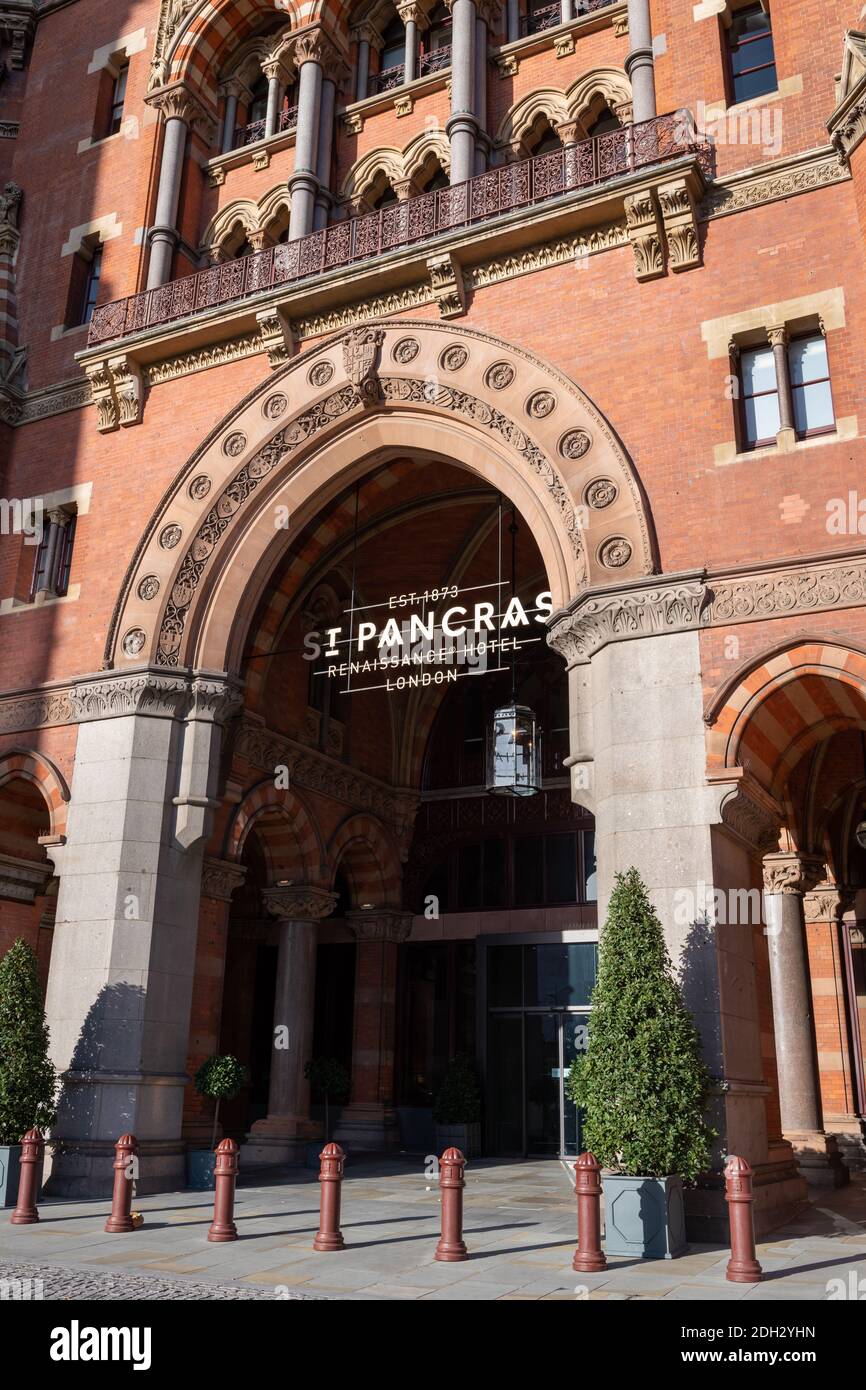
486;702;541;797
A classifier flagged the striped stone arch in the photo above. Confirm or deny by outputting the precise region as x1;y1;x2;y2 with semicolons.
107;320;656;678
706;640;866;798
0;749;70;839
226;779;325;881
328;812;402;908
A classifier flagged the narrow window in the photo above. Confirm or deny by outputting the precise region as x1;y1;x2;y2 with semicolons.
788;334;835;438
109;64;128;135
65;239;103;329
31;510;76;599
739;344;780;449
80;242;104;325
727;4;777;104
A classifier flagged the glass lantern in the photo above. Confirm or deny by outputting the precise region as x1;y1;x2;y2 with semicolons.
486;703;541;797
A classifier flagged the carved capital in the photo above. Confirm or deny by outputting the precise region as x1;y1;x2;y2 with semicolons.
69;671;191;722
0;181;23;234
766;322;788;349
202;857;247;902
347;908;413;942
803;884;856;922
762;852;825;897
427;250;465;319
0;852;53;905
290;27;343;73
716;778;781;854
263;884;338;921
146;81;215;137
656;177;701;274
189;675;243;725
548;576;708;667
623;190;663;281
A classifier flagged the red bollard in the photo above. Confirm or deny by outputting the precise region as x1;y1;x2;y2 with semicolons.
725;1154;763;1283
435;1147;468;1262
313;1142;345;1252
10;1128;44;1225
572;1151;607;1273
208;1138;239;1243
104;1134;138;1233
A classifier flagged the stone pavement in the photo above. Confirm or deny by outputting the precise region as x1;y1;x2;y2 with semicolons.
1;1157;865;1301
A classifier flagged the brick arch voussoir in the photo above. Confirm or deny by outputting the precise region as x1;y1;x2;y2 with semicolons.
226;779;325;883
107;320;656;679
328;812;402;908
0;749;70;840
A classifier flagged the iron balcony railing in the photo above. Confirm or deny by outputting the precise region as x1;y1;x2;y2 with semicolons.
419;45;452;75
88;112;712;348
232;104;299;149
370;63;405;94
519;0;617;36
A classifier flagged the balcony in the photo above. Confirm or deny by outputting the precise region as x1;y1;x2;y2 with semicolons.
370;63;405;95
232;104;298;150
519;0;617;35
87;113;712;350
419;46;451;76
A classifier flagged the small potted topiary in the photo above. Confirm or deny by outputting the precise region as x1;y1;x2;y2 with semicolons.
0;938;56;1206
188;1054;246;1190
433;1053;482;1159
567;867;715;1259
304;1057;350;1165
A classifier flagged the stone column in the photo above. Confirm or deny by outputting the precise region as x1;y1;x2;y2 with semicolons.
43;671;240;1197
313;78;337;231
182;858;247;1145
219;80;243;154
561;0;574;21
763;853;848;1186
446;0;478;186
145;85;214;289
0;182;23;384
506;0;519;42
245;885;337;1165
803;885;861;1167
474;9;489;175
353;24;374;102
263;63;284;139
33;507;71;598
625;0;657;124
334;910;413;1151
767;323;796;450
399;3;420;84
288;33;330;241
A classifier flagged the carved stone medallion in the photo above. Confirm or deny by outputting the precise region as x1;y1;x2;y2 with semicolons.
559;429;592;460
223;431;246;457
439;344;469;371
159;524;182;549
485;361;514;390
122;628;147;657
392;336;420;364
308;361;335;387
598;536;632;568
188;475;212;501
137;575;160;601
585;478;618;509
527;391;556;419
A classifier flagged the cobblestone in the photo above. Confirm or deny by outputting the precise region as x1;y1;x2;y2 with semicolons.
0;1260;321;1301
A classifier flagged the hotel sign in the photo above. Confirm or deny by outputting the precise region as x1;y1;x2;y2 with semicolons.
303;583;553;695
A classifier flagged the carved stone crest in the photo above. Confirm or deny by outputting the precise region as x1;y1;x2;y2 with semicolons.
342;326;386;406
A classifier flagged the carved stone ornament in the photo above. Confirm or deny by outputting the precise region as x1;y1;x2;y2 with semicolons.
485;361;515;390
802;885;853;922
440;344;469;371
188;475;212;501
559;429;592;460
585;478;618;509
202;857;247;902
392;336;420;364
718;783;781;855
122;629;147;658
262;884;339;921
527;391;557;419
263;393;288;420
548;578;708;667
159;523;182;549
137;576;161;602
598;536;632;568
342;326;386;405
309;360;335;387
223;431;246;457
346;909;413;943
762;852;825;896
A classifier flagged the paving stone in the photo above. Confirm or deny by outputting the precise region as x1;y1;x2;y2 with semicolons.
0;1259;321;1300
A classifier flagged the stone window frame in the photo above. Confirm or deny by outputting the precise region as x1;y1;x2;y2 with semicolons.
210;26;300;168
718;0;777;110
729;312;837;456
0;483;92;617
81;29;146;151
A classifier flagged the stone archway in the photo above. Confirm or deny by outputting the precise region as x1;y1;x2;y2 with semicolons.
106;320;656;677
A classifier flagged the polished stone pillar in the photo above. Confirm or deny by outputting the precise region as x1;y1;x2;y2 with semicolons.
219;80;243;154
34;508;71;597
474;12;488;175
625;0;657;124
506;0;519;42
313;78;337;231
263;67;283;138
767;323;796;449
400;3;420;83
334;910;413;1151
43;671;240;1196
245;885;337;1164
146;85;213;289
561;0;574;21
762;852;848;1186
354;24;374;102
288;35;328;241
446;0;478;185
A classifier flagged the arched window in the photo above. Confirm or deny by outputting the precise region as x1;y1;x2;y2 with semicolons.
585;103;621;137
531;121;563;157
371;181;400;209
422;166;450;193
248;74;269;124
380;13;406;71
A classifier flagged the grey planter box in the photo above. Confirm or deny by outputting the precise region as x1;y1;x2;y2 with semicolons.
434;1122;482;1159
0;1145;22;1208
602;1172;687;1259
186;1148;216;1190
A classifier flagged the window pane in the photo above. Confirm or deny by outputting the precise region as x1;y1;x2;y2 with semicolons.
744;389;780;445
545;834;576;904
513;835;544;906
792;380;835;434
732;63;777;103
788;336;828;386
741;347;777;396
730;34;775;76
488;945;522;1006
524;943;597;1008
582;830;597;902
730;5;771;40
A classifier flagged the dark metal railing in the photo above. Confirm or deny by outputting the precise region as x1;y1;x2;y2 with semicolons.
519;3;561;36
88;113;712;348
370;63;405;94
419;45;452;76
232;104;298;149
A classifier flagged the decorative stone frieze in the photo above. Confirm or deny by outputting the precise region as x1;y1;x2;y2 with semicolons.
427;250;466;318
262;884;338;921
705;554;866;625
699;148;846;221
0;687;74;734
68;671;192;722
201;857;247;902
623;189;663;281
548;575;708;667
762;852;825;897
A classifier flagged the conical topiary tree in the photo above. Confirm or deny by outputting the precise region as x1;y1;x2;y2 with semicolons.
0;938;57;1145
567;868;714;1181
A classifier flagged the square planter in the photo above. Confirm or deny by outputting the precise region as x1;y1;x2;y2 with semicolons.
434;1122;481;1159
602;1172;687;1259
0;1145;22;1208
186;1148;216;1191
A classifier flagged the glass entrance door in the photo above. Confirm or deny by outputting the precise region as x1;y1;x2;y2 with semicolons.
487;1008;587;1157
